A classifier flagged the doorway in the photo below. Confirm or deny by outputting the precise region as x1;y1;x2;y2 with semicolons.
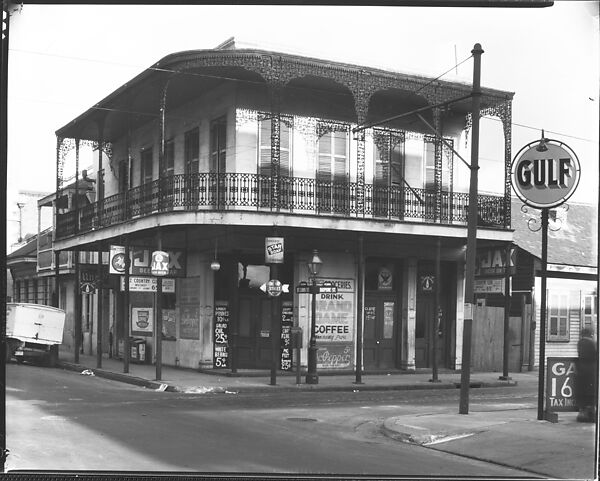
363;295;397;370
236;289;272;369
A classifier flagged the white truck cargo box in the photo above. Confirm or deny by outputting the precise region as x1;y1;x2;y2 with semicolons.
6;303;66;366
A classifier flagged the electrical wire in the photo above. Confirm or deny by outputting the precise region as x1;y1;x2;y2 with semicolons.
8;48;598;144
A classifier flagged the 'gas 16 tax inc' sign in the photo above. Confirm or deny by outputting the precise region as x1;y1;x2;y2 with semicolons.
511;138;580;209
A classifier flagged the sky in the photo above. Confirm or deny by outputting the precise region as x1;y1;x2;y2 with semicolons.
5;2;599;245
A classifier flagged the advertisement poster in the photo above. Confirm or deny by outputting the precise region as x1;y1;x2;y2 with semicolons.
315;278;354;369
109;245;186;277
180;306;200;340
179;278;201;340
163;309;176;339
131;307;153;336
280;302;293;371
213;303;229;368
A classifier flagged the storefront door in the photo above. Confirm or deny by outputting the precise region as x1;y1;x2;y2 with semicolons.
363;296;397;369
237;290;272;369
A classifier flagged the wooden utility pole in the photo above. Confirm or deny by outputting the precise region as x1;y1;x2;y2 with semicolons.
459;43;483;415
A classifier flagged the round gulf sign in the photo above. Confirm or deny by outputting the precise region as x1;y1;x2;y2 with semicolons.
151;250;170;276
511;139;580;209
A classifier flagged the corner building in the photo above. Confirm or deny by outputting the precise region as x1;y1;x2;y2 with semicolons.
52;39;514;373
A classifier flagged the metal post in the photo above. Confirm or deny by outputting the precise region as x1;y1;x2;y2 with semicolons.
431;237;441;382
354;234;365;384
96;249;103;369
156;229;163;381
459;43;483;415
270;262;280;386
54;250;60;308
123;239;130;373
74;251;81;364
500;242;512;380
537;208;549;420
306;277;319;384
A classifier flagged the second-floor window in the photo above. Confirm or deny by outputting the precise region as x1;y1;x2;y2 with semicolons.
258;115;292;177
140;147;153;185
164;139;175;177
210;117;227;174
317;124;349;213
184;128;199;175
547;290;570;342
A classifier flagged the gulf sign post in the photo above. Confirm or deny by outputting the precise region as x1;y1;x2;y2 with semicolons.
511;137;580;421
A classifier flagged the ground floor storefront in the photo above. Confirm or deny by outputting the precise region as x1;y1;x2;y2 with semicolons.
56;223;518;374
75;225;469;374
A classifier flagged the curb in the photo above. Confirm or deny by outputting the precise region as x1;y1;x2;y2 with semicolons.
57;360;517;394
58;361;177;392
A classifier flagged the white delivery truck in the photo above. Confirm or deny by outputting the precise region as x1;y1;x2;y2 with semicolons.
6;303;66;367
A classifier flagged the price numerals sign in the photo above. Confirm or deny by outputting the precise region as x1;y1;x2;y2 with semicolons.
213;304;230;368
546;357;577;412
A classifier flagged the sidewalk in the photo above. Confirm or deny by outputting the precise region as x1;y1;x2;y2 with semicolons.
55;350;597;479
57;349;525;394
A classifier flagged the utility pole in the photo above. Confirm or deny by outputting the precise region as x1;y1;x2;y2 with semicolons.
459;43;483;415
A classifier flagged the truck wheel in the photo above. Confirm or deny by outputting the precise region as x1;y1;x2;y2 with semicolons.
46;346;59;368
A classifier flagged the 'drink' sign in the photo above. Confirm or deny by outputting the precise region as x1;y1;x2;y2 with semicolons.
511;139;580;209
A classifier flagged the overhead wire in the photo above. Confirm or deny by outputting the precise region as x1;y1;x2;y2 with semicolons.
7;47;597;144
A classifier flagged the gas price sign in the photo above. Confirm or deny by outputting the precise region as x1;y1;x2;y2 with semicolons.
546;357;578;412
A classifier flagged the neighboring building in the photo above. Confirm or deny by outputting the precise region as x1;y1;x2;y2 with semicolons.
49;39;516;372
6;190;52;253
513;200;598;367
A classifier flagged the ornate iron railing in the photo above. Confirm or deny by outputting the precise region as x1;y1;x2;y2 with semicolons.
56;173;509;239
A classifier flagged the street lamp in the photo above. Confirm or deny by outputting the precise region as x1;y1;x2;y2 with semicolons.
306;249;322;384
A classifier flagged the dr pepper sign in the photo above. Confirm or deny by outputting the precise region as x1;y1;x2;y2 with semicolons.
511;138;580;209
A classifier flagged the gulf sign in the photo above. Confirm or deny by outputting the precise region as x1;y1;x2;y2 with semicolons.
511;139;580;209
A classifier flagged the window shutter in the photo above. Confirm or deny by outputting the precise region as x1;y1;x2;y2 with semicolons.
280;123;290;177
259;119;271;176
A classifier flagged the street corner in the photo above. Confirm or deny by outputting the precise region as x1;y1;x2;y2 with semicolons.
381;413;504;446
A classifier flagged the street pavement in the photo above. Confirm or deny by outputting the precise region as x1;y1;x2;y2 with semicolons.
53;349;598;480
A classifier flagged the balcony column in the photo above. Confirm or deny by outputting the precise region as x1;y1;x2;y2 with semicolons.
269;85;283;212
500;102;513;228
433;106;443;222
74;139;80;233
354;95;369;218
158;76;173;212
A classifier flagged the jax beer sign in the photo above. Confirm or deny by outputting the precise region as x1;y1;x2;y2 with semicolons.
511;138;580;209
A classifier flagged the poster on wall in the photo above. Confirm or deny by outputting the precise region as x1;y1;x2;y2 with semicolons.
162;309;176;339
178;278;201;340
213;303;229;368
280;302;293;371
131;307;153;336
315;278;354;369
179;307;200;340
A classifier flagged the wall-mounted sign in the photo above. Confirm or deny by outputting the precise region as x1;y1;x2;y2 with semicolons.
80;282;96;295
476;247;516;277
265;237;284;264
109;245;126;274
151;251;170;277
378;266;393;290
420;275;435;293
213;303;229;368
511;139;580;209
474;278;505;294
109;245;186;277
120;276;175;293
280;302;293;371
131;307;153;335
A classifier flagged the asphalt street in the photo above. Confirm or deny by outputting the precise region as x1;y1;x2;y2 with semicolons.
6;362;545;477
